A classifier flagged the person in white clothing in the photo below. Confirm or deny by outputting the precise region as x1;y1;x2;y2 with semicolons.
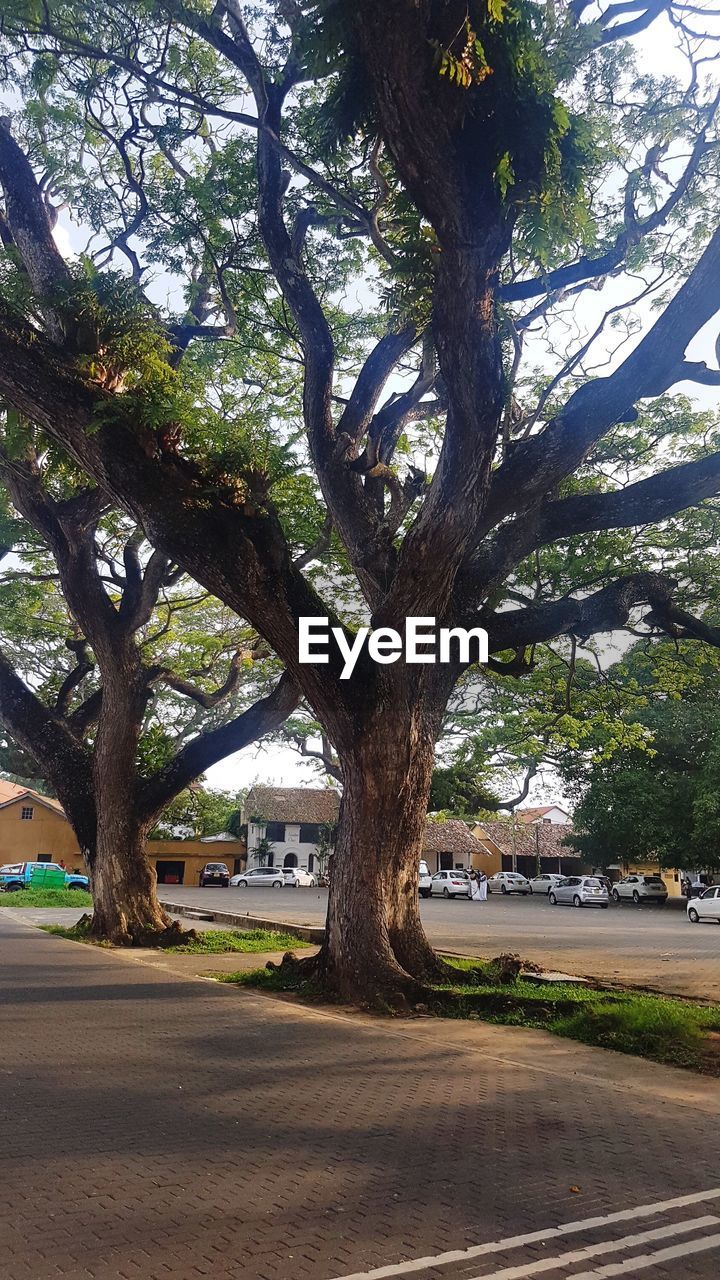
470;870;488;902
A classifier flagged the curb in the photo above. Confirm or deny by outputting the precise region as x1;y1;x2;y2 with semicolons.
158;899;325;944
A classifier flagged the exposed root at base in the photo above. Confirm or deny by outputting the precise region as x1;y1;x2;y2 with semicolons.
265;947;442;1013
81;912;198;949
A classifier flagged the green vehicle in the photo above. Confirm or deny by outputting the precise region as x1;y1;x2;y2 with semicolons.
0;861;89;892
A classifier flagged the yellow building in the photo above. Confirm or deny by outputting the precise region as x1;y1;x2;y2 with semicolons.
0;780;246;886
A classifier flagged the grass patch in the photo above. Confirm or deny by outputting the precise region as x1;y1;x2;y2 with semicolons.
163;928;312;954
225;954;720;1075
42;922;311;954
1;887;92;908
219;964;324;996
435;957;720;1074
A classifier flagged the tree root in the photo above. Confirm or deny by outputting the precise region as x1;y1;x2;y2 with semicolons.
84;912;197;948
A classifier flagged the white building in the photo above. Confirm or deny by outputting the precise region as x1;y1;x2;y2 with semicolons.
516;805;571;825
242;786;340;873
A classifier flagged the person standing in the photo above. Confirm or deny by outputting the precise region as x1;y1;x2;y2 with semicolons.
470;869;487;903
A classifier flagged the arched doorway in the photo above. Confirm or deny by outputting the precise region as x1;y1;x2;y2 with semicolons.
283;852;298;868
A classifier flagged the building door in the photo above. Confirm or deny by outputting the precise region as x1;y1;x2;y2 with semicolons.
283;852;298;868
156;860;185;885
439;851;453;871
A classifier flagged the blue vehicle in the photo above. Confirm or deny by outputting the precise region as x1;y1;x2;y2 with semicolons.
0;861;90;893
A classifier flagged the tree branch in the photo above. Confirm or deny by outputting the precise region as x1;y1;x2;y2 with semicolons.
138;670;300;821
484;226;720;531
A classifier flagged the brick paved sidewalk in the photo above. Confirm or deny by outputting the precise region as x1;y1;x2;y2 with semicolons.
1;914;719;1280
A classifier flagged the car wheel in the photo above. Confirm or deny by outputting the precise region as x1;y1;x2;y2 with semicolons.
549;893;557;905
612;889;620;903
528;886;533;894
237;881;247;889
272;880;283;888
501;884;507;895
442;887;450;898
573;894;582;908
3;882;22;892
632;890;640;904
688;907;700;923
68;881;87;891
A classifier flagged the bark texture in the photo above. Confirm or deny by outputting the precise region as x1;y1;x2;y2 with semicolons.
315;674;453;1002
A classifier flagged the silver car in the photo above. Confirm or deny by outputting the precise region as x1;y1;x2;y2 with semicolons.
528;873;565;896
230;867;285;888
430;870;471;898
549;875;609;909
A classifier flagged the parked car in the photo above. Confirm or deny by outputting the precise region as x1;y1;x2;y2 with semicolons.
283;867;316;887
199;862;230;887
0;861;89;893
687;886;720;924
230;866;285;889
419;859;433;898
548;875;609;908
487;872;531;895
612;874;668;905
528;873;565;895
430;869;471;898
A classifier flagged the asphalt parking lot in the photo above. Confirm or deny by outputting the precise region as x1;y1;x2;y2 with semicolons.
160;884;720;1000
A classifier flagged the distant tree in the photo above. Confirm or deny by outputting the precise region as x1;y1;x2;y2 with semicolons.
0;463;296;942
151;788;244;839
429;758;499;817
254;836;275;867
567;646;720;871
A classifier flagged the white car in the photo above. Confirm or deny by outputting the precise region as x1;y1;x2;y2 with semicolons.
430;870;471;898
528;873;565;896
419;859;432;898
612;874;668;905
549;875;609;908
283;867;316;887
687;886;720;924
230;867;285;888
487;872;531;895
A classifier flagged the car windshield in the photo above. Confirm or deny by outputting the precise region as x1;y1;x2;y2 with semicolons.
206;864;228;871
583;878;603;887
643;877;664;885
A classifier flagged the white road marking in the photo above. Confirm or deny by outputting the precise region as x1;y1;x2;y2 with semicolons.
568;1231;720;1279
331;1187;720;1280
462;1216;720;1280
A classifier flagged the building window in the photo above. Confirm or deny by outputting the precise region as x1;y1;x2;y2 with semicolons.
299;823;321;843
265;822;286;842
20;806;34;820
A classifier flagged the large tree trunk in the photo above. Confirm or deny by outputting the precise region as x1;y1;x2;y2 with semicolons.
318;694;451;1003
90;811;171;945
88;667;172;945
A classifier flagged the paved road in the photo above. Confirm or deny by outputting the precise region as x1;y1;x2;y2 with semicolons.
159;886;720;1000
2;913;720;1280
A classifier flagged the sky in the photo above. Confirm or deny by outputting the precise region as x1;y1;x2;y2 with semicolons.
24;7;720;805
